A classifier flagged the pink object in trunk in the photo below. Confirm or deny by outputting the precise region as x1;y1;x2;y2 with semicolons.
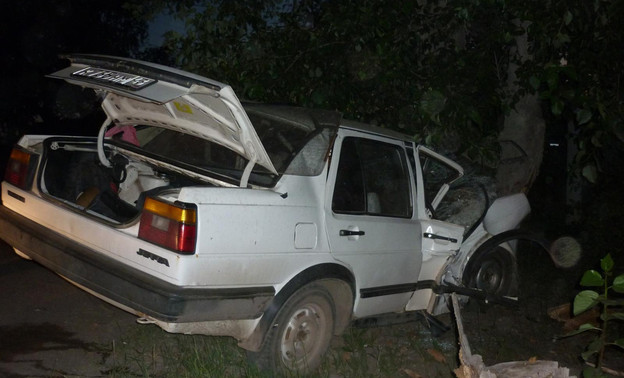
105;125;139;146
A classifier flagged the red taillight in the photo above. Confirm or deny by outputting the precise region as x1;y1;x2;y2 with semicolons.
138;197;197;254
4;148;36;189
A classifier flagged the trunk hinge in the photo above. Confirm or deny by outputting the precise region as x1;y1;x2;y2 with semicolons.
97;116;113;168
240;159;256;188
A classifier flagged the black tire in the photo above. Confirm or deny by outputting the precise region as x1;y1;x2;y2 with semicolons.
466;247;517;297
248;282;335;374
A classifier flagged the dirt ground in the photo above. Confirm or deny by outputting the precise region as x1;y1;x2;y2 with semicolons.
318;235;622;378
458;245;588;376
437;179;624;378
426;238;624;378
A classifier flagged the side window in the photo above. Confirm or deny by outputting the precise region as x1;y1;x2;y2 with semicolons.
420;153;462;209
332;138;366;213
332;137;411;217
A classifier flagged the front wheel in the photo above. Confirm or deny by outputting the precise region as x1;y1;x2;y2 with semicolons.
248;282;335;374
465;247;517;298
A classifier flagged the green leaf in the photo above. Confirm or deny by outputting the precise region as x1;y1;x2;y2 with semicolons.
455;7;469;20
585;338;602;356
468;109;482;126
602;298;624;306
564;11;573;25
546;69;559;90
419;89;446;123
551;99;564;115
310;90;326;105
612;338;624;349
580;270;604;287
601;254;614;272
554;32;571;48
246;84;265;99
529;76;540;90
606;312;624;321
591;134;602;148
425;134;433;145
581;348;598;362
574;290;599;315
613;274;624;293
581;338;602;363
561;322;601;337
582;164;598;184
579;323;600;332
582;366;602;378
576;109;592;125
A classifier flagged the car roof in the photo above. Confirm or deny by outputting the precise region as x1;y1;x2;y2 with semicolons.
244;103;414;143
340;118;414;143
242;103;343;131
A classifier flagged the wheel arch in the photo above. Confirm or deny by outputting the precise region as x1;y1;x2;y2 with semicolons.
239;263;355;352
461;229;551;297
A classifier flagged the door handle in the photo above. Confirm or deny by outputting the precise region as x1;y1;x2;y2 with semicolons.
424;232;457;243
340;230;365;236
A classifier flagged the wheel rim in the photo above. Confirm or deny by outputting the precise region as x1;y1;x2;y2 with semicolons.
474;258;507;293
279;301;329;368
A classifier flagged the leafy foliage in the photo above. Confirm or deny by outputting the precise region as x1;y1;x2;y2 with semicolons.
133;0;522;161
514;0;624;183
3;0;621;184
131;0;623;178
567;254;624;377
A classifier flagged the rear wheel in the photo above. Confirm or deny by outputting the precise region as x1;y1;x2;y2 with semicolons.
248;282;335;374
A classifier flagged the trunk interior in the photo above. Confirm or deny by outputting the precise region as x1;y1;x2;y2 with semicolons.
40;137;206;224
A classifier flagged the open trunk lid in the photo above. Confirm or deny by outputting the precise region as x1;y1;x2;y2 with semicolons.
48;54;277;175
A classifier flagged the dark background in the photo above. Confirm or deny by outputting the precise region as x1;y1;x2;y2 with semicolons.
0;0;151;170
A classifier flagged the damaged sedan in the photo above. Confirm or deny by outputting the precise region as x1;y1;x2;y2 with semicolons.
0;55;563;373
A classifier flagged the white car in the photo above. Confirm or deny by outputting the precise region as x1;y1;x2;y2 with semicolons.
0;55;534;373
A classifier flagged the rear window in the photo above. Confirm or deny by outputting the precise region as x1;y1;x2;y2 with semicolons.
246;106;336;176
138;128;245;171
110;108;336;185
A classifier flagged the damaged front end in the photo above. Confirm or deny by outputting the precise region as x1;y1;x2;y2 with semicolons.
432;192;581;313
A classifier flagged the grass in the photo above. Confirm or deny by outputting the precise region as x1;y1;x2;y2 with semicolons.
103;316;459;377
105;325;264;377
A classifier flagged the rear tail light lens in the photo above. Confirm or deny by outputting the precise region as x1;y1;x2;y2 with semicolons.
5;148;38;189
138;197;197;254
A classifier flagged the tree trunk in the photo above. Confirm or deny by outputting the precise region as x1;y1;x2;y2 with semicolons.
496;94;545;195
496;22;545;196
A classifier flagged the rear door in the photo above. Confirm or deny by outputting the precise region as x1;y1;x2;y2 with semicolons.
325;129;422;318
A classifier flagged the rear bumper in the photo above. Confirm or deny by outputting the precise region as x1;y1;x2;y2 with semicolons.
0;204;274;323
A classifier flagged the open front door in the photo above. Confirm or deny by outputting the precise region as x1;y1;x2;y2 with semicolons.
405;145;465;311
